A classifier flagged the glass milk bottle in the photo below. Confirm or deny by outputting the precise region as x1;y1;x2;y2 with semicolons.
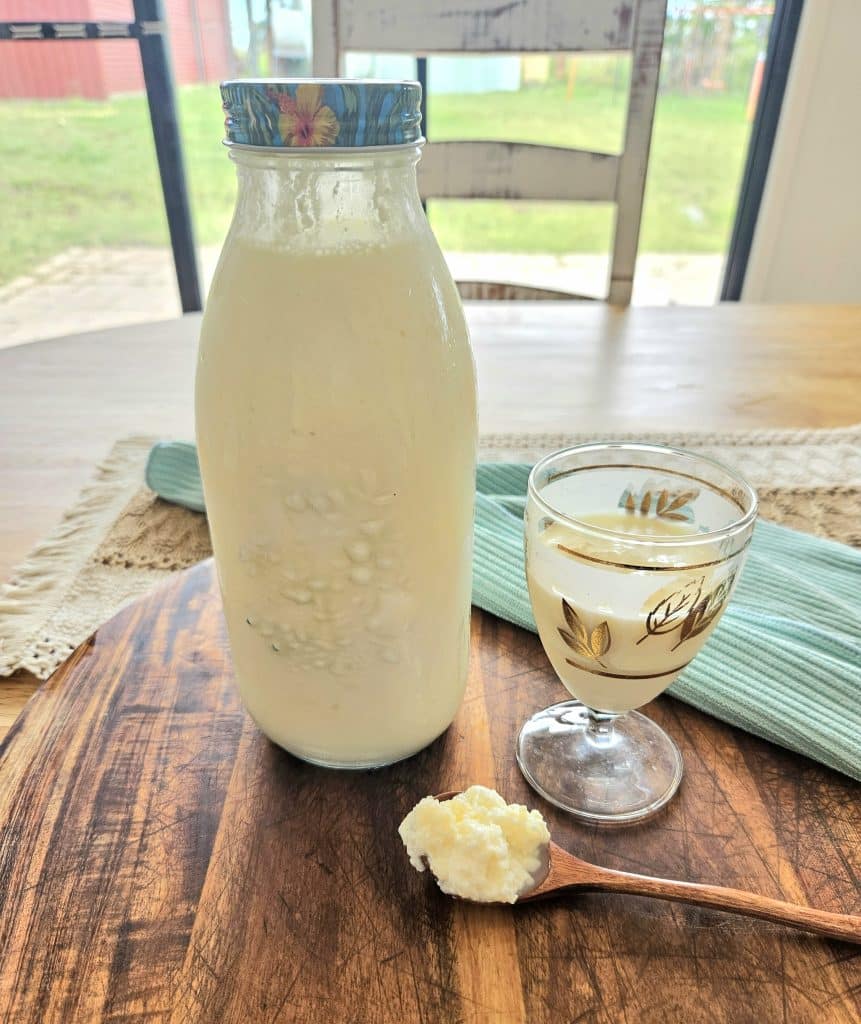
196;80;477;768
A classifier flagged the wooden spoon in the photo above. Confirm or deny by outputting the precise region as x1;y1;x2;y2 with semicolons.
433;792;861;943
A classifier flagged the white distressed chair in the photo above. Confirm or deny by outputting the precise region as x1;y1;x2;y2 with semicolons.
312;0;667;305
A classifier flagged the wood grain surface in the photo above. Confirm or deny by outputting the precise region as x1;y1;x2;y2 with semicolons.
2;304;860;586
1;561;859;1023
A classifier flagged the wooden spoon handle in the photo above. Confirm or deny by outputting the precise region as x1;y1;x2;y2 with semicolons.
590;868;861;944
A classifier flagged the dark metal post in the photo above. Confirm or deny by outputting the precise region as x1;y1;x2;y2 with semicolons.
417;57;428;213
134;0;202;312
720;0;805;301
417;57;428;138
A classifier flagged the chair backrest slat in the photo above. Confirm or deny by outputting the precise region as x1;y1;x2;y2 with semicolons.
418;143;619;203
329;0;637;55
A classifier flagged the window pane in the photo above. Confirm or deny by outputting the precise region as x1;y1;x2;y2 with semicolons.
428;54;630;155
430;201;614;299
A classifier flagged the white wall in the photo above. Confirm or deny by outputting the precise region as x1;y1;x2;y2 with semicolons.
743;0;861;302
343;54;522;94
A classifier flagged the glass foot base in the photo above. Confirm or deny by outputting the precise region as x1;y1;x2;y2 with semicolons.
516;700;683;825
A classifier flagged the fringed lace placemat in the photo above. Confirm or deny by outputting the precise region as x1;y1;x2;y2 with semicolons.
2;426;859;680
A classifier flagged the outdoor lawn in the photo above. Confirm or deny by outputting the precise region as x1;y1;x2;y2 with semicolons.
0;70;753;286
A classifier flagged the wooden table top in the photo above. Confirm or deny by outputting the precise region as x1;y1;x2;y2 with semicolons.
0;303;859;1019
1;303;859;587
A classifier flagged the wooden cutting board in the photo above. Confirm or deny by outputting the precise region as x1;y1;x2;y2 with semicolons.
0;561;859;1024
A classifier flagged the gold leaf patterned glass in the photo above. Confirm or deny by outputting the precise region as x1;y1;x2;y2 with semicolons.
518;443;758;824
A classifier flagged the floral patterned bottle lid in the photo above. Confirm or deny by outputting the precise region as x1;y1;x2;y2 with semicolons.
221;79;423;149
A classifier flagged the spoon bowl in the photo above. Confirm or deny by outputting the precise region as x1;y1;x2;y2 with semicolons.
433;791;861;943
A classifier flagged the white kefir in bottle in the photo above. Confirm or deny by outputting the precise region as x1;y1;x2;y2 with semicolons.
196;81;477;767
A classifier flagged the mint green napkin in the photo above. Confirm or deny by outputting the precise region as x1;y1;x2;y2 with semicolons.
147;444;861;781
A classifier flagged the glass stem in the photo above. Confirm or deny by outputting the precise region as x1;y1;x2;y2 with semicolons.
585;707;618;746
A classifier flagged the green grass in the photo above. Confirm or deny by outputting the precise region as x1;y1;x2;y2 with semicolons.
0;88;232;284
426;80;753;255
0;80;753;285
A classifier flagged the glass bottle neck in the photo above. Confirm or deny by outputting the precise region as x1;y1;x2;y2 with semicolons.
228;145;426;249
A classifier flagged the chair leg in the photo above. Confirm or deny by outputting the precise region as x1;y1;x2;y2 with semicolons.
608;276;633;307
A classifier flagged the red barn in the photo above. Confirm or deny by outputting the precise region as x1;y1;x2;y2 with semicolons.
0;0;232;99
